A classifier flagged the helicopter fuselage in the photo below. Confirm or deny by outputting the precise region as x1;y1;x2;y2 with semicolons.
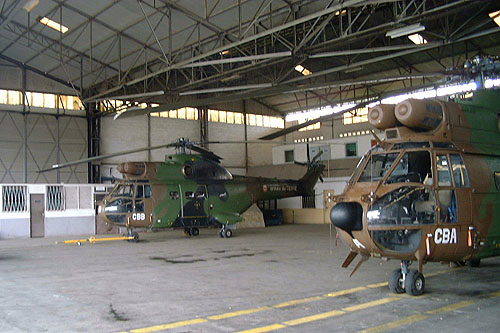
98;153;324;237
331;90;500;277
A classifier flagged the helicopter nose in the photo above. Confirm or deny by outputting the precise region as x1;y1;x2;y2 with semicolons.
330;202;363;234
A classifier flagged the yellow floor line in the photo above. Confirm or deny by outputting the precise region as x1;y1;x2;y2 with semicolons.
273;295;325;308
236;297;401;333
130;318;207;333
123;269;449;333
236;324;287;333
282;310;346;326
358;290;500;333
324;286;368;297
207;306;271;320
342;297;400;312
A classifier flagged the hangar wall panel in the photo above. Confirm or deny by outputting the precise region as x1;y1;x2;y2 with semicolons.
150;117;199;161
101;114;281;178
101;115;149;164
0;110;87;184
208;122;245;167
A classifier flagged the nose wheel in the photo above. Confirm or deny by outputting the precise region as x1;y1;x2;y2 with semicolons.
126;230;139;243
389;261;425;296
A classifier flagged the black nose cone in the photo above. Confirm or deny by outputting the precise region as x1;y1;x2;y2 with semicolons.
330;202;363;234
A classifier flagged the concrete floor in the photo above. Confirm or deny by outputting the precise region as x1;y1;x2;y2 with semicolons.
1;224;499;333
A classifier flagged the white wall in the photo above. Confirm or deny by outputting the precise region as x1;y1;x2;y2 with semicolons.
0;184;95;239
273;135;372;165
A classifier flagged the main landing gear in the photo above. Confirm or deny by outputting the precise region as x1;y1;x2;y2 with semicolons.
388;260;425;296
219;225;233;238
184;227;200;237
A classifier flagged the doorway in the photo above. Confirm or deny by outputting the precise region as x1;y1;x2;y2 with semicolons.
30;194;45;238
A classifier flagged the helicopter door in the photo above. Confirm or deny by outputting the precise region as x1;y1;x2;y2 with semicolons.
435;154;472;258
449;154;473;254
132;183;153;227
179;185;209;226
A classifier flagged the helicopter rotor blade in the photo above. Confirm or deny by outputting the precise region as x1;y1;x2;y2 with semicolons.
38;139;282;173
311;150;324;163
37;143;177;173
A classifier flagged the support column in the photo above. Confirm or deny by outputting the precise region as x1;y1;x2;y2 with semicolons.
87;102;100;183
22;67;27;183
199;106;208;148
243;100;248;173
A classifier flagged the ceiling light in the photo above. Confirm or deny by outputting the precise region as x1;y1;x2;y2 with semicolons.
295;64;312;76
489;10;500;27
23;0;39;12
386;23;425;39
407;33;427;45
219;50;230;55
37;16;68;33
335;9;346;16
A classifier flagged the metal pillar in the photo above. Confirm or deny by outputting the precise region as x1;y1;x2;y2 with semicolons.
243;100;248;173
22;67;27;183
87;102;100;183
199;106;208;148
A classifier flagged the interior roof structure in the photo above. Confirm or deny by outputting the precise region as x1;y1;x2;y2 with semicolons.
1;0;500;117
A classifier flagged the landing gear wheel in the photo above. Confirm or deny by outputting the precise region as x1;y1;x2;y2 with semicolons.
219;230;224;238
191;227;199;236
183;228;192;236
405;269;425;296
467;258;481;267
223;228;233;238
127;231;139;243
388;269;405;294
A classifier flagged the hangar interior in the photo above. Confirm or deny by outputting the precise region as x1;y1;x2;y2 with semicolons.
0;0;500;238
2;1;500;332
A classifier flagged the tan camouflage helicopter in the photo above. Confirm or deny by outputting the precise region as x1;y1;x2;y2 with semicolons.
329;88;500;296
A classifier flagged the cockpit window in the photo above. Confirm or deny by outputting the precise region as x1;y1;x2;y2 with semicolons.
433;142;457;149
358;153;399;182
391;142;430;150
437;154;452;186
385;151;431;184
104;198;133;213
349;145;384;184
449;154;469;188
111;184;134;197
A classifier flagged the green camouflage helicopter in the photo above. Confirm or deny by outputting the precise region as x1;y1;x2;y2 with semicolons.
43;138;325;241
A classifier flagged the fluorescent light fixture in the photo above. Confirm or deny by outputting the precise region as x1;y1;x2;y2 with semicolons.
407;33;428;45
295;64;312;76
386;23;425;39
37;16;68;33
489;10;500;27
23;0;39;12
